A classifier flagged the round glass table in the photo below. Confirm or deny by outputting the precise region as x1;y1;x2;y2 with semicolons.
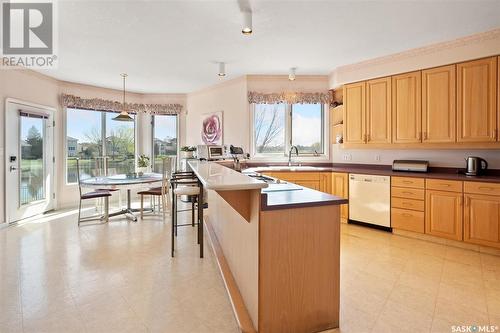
80;173;163;221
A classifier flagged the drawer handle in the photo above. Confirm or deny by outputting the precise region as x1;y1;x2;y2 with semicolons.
402;180;413;184
402;213;413;217
479;186;494;191
439;184;451;187
402;191;414;195
402;202;413;206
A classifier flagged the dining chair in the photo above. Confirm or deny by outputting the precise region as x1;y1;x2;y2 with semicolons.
76;158;112;226
137;157;172;221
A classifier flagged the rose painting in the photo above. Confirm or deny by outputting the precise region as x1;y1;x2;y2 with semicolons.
201;111;223;145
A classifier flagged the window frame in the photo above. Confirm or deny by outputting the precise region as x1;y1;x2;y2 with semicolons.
64;108;137;185
250;103;329;161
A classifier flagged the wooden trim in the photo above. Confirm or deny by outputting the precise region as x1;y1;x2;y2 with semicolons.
342;142;500;149
216;190;254;222
204;217;257;333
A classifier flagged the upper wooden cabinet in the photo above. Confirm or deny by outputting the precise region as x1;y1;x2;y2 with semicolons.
366;77;392;144
343;82;366;144
457;57;498;142
425;189;463;241
422;65;456;143
392;71;421;143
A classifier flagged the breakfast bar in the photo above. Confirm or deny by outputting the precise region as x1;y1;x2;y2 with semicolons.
188;160;347;333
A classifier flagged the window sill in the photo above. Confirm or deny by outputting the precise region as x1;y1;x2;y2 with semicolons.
250;155;331;163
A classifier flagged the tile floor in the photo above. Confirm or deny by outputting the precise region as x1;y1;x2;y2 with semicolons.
1;204;500;333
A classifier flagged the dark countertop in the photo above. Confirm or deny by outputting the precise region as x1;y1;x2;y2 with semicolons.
261;186;348;211
241;163;500;184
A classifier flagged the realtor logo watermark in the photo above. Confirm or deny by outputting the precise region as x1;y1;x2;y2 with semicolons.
452;325;499;333
1;1;57;68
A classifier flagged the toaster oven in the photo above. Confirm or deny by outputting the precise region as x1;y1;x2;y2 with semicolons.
197;145;225;160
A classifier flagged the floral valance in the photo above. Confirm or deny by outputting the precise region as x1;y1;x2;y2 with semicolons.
248;91;331;105
60;94;183;115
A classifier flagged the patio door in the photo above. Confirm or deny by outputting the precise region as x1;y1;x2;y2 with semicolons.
5;99;55;223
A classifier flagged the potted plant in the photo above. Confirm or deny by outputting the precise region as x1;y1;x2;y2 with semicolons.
180;146;196;159
137;154;150;176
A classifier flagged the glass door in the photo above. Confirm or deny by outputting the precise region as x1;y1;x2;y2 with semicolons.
5;100;54;223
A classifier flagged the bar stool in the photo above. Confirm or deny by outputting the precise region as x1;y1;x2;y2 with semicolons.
137;157;172;221
170;171;204;258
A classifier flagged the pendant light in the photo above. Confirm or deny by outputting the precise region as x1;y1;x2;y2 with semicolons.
113;73;134;122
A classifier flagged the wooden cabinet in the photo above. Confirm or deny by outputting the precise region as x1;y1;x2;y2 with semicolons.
366;77;392;144
464;193;500;249
422;65;456;143
425;189;463;241
457;57;498;142
331;173;349;221
320;172;332;194
343;82;366;144
392;71;421;143
391;177;425;233
265;172;321;191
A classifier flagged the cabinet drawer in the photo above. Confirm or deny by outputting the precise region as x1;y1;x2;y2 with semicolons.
464;182;500;196
391;197;424;211
391;177;424;189
426;179;463;192
392;187;425;200
391;208;424;233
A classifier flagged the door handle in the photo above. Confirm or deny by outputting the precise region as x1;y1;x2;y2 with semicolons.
9;166;18;172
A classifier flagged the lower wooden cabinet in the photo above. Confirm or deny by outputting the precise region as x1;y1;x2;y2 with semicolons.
332;173;349;221
425;190;463;241
464;194;500;249
294;180;321;191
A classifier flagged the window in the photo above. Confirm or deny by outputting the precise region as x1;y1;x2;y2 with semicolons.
253;103;325;157
66;108;135;183
152;115;178;173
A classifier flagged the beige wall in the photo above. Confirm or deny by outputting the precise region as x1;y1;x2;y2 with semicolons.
0;69;186;223
329;28;500;168
185;75;330;154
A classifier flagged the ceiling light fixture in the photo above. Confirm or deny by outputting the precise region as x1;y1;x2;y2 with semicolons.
242;11;252;35
218;62;226;77
289;67;296;81
113;73;134;122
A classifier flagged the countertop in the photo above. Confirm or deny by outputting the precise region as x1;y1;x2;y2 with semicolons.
188;160;268;190
261;186;348;211
243;164;500;184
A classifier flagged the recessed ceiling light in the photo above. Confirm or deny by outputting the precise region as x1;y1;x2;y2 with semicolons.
289;67;296;81
218;62;226;77
242;11;252;35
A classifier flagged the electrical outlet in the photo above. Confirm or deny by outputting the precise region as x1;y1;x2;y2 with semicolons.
375;154;381;162
343;153;352;161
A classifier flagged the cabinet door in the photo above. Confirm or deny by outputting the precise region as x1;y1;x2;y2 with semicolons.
294;180;321;191
392;71;421;143
320;172;332;194
464;194;500;249
332;173;348;220
422;65;456;143
343;82;366;144
457;57;497;142
366;77;392;144
425;190;463;240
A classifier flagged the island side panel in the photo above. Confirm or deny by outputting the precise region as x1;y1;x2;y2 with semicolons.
258;205;340;333
207;189;261;328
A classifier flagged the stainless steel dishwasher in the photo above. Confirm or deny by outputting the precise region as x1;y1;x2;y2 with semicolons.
348;174;391;229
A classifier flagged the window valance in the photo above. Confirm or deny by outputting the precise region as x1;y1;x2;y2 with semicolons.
248;91;331;105
60;94;183;115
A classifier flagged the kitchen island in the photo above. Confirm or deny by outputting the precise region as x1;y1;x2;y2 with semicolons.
188;160;347;333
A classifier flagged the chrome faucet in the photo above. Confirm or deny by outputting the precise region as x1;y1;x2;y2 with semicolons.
288;146;299;167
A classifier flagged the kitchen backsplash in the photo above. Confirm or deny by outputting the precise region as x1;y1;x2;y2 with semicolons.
331;145;500;169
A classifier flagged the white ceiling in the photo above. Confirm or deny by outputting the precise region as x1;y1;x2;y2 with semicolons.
39;0;500;94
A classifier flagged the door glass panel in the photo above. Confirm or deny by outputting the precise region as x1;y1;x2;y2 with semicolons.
20;115;45;205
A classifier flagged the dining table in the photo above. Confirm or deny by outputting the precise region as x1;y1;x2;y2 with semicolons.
80;173;163;222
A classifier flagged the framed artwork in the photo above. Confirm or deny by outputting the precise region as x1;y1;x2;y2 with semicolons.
200;111;223;145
